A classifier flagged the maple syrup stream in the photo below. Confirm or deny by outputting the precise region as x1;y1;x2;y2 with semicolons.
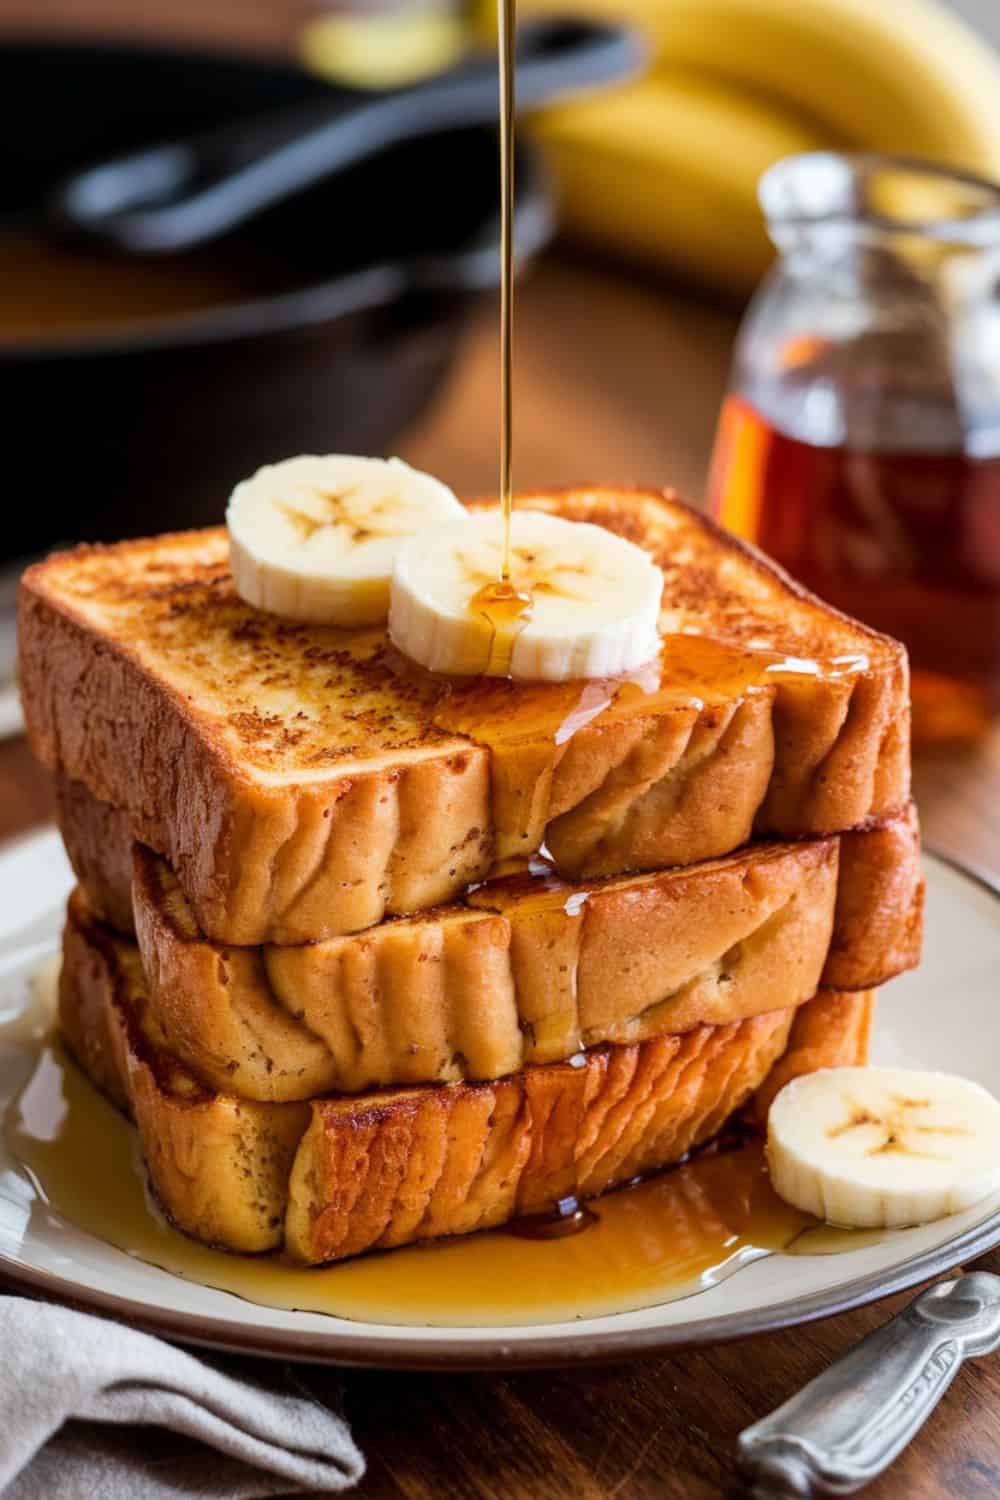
499;0;515;581
470;0;533;677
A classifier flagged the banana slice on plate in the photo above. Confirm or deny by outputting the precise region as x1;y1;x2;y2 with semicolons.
768;1067;1000;1230
228;455;466;625
389;509;663;680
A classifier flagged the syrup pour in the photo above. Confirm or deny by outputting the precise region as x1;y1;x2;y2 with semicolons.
468;0;532;678
3;998;824;1329
498;0;515;584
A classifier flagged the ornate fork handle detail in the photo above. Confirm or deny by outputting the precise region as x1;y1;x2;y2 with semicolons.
738;1272;1000;1497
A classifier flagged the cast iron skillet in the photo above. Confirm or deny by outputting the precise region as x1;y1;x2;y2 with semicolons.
0;40;553;557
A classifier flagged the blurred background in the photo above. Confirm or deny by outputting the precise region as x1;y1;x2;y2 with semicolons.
0;0;997;862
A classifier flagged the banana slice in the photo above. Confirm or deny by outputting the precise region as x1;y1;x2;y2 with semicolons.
228;455;466;626
389;509;663;680
768;1067;1000;1230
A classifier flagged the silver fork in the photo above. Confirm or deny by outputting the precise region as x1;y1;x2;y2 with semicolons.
738;1271;1000;1496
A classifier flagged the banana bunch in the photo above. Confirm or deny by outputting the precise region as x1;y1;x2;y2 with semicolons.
476;0;1000;294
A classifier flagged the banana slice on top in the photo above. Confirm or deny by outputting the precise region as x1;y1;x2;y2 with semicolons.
768;1067;1000;1230
228;455;466;625
389;509;663;680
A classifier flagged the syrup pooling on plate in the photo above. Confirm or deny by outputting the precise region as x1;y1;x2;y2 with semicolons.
3;986;817;1328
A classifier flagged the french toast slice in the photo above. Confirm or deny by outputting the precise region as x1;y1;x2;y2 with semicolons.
59;890;874;1263
55;774;920;1100
21;489;910;945
132;813;917;1101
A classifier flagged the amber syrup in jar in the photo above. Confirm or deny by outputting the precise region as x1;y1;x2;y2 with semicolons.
709;358;1000;745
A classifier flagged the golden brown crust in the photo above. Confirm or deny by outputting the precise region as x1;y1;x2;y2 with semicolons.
747;990;875;1126
21;490;911;943
58;906;130;1111
287;1010;796;1263
822;803;925;990
54;774;920;1101
58;895;810;1263
130;837;837;1099
61;895;877;1266
60;893;309;1252
21;576;491;944
55;775;136;935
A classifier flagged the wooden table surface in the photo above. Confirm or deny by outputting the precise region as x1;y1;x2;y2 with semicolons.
2;3;999;1497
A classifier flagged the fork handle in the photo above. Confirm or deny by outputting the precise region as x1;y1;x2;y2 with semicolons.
738;1271;1000;1497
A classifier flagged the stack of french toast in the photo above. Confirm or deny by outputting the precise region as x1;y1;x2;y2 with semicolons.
17;484;923;1265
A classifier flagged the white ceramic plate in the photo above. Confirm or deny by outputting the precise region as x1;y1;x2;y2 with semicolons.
0;828;998;1369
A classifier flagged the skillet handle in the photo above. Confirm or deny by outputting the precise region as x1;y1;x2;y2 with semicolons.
737;1272;1000;1497
48;20;644;254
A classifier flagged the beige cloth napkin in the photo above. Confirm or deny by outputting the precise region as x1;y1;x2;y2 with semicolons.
0;1297;365;1499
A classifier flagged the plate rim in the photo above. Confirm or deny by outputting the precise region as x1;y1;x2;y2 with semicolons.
0;836;997;1370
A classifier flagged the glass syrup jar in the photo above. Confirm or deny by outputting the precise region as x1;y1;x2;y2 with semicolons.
708;152;1000;745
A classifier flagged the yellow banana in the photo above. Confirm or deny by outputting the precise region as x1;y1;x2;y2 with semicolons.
476;0;1000;291
630;0;1000;174
534;73;828;293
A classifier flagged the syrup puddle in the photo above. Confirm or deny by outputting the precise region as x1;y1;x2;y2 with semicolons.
0;959;871;1329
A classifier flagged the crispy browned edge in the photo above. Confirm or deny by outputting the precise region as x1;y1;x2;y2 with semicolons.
747;990;876;1126
59;892;873;1264
129;834;840;1099
52;768;919;1100
826;804;925;989
59;897;308;1253
56;766;922;989
290;986;871;1265
21;559;491;945
54;775;136;934
20;490;912;945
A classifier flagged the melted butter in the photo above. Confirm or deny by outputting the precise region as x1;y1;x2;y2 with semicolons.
6;1034;821;1328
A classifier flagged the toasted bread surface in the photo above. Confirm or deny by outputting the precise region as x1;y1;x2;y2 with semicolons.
55;775;136;934
133;837;837;1098
824;806;925;990
60;892;872;1264
55;774;919;1100
22;490;910;943
134;815;917;1102
747;989;876;1126
60;897;308;1252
